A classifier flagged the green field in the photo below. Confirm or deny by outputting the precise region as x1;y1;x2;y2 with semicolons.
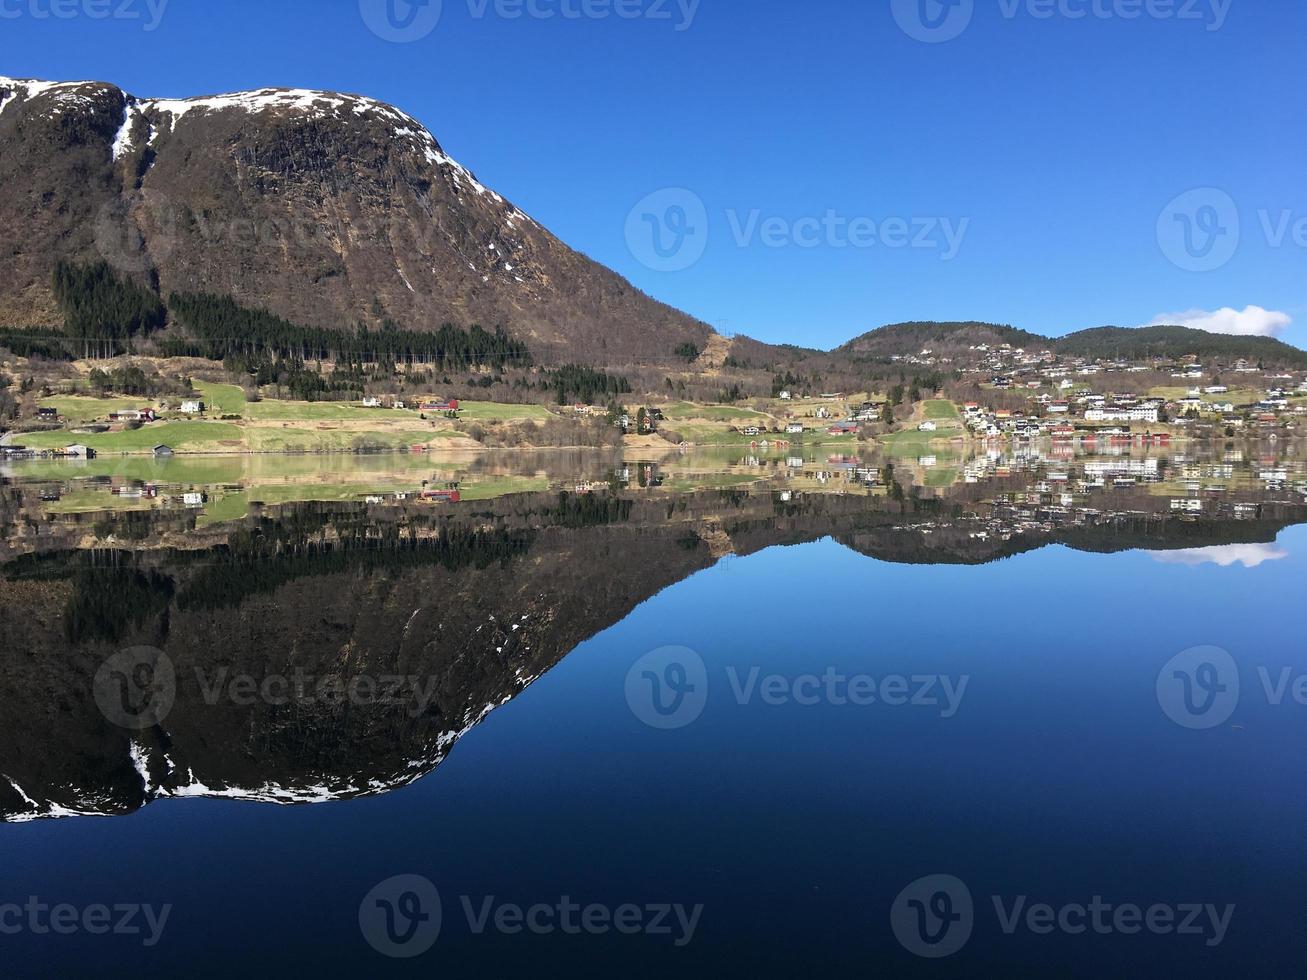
883;428;959;457
670;423;858;446
457;401;554;421
21;421;245;453
924;399;961;420
194;383;248;416
244;427;459;453
37;395;150;424
663;473;764;492
246;399;419;422
196;491;250;525
3;456;245;484
923;466;960;488
662;402;771;422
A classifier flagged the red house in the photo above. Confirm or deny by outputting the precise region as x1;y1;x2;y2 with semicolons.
419;398;460;412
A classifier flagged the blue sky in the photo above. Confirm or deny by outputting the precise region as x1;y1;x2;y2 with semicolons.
5;0;1304;351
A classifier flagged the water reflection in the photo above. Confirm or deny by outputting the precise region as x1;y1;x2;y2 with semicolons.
1148;543;1291;568
2;444;1306;824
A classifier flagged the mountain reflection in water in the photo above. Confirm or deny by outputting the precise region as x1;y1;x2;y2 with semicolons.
2;445;1305;823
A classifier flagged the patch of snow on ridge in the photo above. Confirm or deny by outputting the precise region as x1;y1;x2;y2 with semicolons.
111;99;140;160
128;740;154;793
1;78;540;227
0;78;105;120
2;775;116;823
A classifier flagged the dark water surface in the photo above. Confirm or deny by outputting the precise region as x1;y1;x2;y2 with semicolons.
2;447;1305;976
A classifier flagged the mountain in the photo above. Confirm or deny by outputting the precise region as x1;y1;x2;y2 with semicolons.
0;76;713;364
1053;325;1307;367
837;321;1046;358
838;320;1307;368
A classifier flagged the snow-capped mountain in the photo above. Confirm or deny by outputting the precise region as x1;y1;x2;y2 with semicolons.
0;76;711;362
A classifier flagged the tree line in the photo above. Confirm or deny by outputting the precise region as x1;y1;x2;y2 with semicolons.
167;292;532;369
52;261;166;347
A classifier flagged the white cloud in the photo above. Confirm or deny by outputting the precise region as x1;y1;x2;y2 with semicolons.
1149;543;1289;569
1143;306;1291;338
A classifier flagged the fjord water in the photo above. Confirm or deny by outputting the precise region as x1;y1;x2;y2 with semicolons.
2;453;1305;977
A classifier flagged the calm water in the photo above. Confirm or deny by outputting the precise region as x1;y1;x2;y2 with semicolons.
2;446;1305;976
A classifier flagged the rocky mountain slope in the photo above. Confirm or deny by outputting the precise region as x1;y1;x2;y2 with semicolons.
0;76;713;363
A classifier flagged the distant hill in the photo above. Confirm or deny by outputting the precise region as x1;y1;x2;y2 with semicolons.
837;321;1047;358
1053;325;1307;367
837;320;1307;369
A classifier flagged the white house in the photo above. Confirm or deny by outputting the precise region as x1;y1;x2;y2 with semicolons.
1086;405;1161;423
180;400;205;415
362;397;382;408
786;422;805;434
918;421;938;432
